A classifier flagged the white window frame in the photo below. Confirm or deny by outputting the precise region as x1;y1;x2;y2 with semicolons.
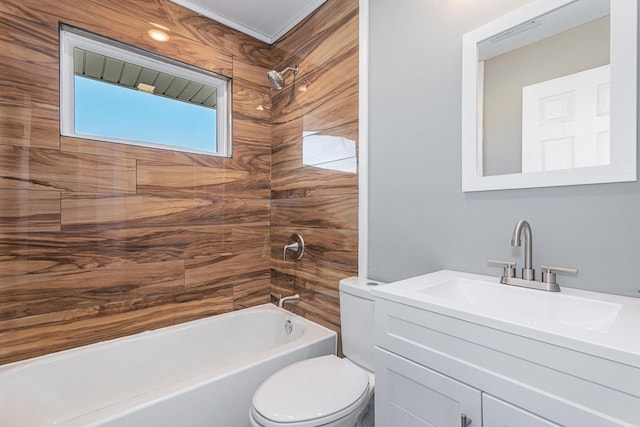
60;26;232;157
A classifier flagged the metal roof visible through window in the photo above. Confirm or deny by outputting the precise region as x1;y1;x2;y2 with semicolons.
73;47;218;109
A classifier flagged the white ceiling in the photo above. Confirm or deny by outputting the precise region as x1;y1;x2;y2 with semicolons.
170;0;327;44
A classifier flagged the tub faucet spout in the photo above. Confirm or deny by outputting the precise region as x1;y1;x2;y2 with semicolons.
278;294;300;308
511;219;534;281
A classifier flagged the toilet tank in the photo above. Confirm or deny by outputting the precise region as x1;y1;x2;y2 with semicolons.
339;277;387;372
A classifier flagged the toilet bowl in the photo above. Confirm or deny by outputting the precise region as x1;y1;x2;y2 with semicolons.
249;355;373;427
249;277;386;427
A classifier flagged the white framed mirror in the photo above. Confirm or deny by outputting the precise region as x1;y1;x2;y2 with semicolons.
461;0;637;192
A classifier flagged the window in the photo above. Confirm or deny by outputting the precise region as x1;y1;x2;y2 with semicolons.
60;26;231;157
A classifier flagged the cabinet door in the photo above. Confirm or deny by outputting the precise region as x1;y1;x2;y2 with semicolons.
483;394;561;427
375;348;481;427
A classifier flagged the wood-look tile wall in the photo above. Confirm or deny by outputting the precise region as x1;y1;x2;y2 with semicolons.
0;0;273;365
270;0;359;335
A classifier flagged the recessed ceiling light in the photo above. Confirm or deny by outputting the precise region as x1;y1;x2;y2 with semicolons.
148;29;170;42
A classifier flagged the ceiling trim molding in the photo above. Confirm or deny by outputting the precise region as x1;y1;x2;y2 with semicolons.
169;0;327;44
170;0;271;43
270;0;327;43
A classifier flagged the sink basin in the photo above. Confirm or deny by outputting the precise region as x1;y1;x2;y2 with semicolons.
417;277;621;333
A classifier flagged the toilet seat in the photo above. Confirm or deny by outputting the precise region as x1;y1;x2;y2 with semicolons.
251;355;370;427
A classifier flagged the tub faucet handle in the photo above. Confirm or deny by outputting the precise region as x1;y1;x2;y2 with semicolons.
283;234;304;261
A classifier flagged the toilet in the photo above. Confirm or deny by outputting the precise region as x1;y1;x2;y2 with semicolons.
249;277;386;427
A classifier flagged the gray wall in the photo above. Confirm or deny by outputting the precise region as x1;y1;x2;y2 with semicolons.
368;0;640;298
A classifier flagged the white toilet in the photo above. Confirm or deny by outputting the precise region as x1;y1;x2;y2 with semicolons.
249;277;386;427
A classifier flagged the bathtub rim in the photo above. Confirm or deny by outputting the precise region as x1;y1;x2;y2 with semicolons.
0;303;335;373
0;303;337;427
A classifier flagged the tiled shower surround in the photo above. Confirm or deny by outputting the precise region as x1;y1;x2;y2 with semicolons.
0;0;358;364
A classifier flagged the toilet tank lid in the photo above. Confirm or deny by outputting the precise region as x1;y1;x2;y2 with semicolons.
339;277;387;300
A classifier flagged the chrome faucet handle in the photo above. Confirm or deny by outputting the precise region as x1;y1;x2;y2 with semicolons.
487;259;517;278
540;265;578;285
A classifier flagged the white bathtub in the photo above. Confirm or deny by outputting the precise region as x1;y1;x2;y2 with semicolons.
0;304;337;427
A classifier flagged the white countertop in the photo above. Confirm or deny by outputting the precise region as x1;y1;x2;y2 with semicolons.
372;270;640;369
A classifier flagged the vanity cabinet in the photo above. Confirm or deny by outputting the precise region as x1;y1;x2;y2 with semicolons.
376;348;559;427
374;295;640;427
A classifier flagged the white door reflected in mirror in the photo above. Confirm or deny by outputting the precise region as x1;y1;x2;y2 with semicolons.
522;65;610;173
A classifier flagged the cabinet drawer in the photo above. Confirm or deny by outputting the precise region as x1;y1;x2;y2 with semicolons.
483;394;560;427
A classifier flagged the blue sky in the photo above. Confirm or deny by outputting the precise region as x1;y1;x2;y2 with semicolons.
74;76;217;152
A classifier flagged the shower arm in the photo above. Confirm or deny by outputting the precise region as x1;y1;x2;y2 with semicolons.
281;66;299;76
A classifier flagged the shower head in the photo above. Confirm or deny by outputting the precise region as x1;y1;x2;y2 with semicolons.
267;66;299;90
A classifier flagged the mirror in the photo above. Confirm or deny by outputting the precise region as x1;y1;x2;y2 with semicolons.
462;0;637;192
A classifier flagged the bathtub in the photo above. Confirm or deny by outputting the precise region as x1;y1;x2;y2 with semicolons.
0;304;336;427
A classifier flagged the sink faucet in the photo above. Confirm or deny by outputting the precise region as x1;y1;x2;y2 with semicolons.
511;219;534;281
489;219;578;292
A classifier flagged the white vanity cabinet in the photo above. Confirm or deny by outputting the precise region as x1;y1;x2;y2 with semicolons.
376;348;559;427
373;271;640;427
